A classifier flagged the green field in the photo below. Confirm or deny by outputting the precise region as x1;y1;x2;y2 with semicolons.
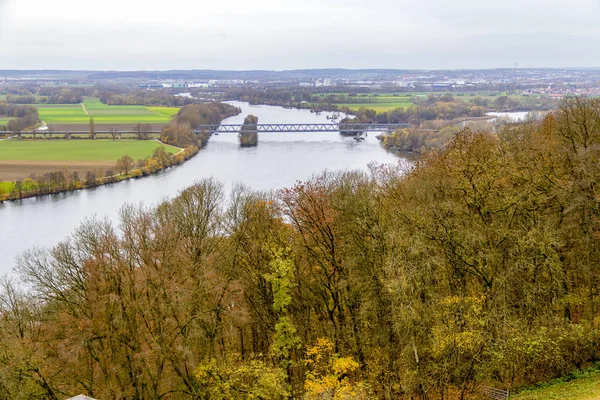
36;97;180;125
0;140;177;162
513;372;600;400
312;91;537;112
336;102;414;111
0;118;10;125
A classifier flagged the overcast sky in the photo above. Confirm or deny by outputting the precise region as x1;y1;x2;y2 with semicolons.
0;0;599;70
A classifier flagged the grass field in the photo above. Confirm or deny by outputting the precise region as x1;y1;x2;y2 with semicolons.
335;102;414;111
512;372;600;400
0;139;176;162
36;97;180;125
0;118;10;125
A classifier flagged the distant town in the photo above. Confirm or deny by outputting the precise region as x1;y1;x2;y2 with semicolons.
2;68;600;98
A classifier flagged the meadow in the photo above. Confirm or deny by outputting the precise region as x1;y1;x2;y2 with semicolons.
335;102;414;111
0;118;10;125
0;139;176;162
513;370;600;400
37;97;180;125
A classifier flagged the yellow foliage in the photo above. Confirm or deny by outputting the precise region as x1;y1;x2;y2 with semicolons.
303;338;370;399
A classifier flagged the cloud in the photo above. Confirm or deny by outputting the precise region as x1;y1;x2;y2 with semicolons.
0;0;598;69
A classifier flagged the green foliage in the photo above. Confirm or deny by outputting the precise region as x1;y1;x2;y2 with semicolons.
195;358;290;399
265;246;300;367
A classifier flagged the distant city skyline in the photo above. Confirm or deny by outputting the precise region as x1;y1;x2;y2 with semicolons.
1;0;599;70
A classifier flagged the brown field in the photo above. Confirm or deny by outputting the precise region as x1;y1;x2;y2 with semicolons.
0;160;114;181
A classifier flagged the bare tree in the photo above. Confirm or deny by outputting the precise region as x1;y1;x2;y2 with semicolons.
89;117;96;140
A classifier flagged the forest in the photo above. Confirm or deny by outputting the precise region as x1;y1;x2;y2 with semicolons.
0;98;599;399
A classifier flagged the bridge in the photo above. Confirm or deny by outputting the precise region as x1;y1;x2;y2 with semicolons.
196;123;408;134
0;123;408;137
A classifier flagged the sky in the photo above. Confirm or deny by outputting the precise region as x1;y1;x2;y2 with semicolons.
0;0;599;70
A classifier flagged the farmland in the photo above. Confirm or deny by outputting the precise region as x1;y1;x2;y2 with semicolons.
311;91;537;112
36;97;180;130
313;93;417;112
0;139;177;181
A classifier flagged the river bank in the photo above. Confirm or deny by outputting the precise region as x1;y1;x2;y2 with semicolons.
0;141;195;201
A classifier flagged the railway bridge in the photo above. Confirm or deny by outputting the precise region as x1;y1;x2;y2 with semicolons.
0;123;408;138
195;123;408;134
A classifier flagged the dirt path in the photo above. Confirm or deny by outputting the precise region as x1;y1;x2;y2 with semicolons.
0;160;114;181
155;139;184;155
81;103;89;115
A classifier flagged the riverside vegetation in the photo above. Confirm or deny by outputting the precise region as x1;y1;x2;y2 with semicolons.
1;98;600;399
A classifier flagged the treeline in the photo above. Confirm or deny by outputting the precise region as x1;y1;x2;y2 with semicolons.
99;89;197;107
226;88;558;115
345;101;486;124
0;146;199;201
5;88;85;104
2;98;600;398
0;103;38;132
161;102;241;147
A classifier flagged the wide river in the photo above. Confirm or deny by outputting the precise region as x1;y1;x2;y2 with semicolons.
0;102;406;276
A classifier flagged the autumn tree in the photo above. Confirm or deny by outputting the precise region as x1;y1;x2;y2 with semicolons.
115;155;134;175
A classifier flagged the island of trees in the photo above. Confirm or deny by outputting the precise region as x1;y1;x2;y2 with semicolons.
1;98;599;399
239;114;259;146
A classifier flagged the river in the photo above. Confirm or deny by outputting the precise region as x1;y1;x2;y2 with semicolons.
0;102;407;276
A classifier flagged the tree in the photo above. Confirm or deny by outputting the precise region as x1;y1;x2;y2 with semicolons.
85;170;97;186
115;155;134;175
134;123;144;140
109;128;119;140
141;123;152;140
152;147;169;168
88;117;95;139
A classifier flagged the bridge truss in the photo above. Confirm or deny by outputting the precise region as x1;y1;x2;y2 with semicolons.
196;123;408;134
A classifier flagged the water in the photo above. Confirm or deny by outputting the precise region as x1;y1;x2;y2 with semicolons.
486;111;546;122
0;102;406;275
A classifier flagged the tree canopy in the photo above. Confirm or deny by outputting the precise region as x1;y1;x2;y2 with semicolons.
2;98;600;399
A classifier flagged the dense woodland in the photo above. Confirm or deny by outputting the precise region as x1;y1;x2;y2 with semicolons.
1;98;600;399
0;103;39;132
